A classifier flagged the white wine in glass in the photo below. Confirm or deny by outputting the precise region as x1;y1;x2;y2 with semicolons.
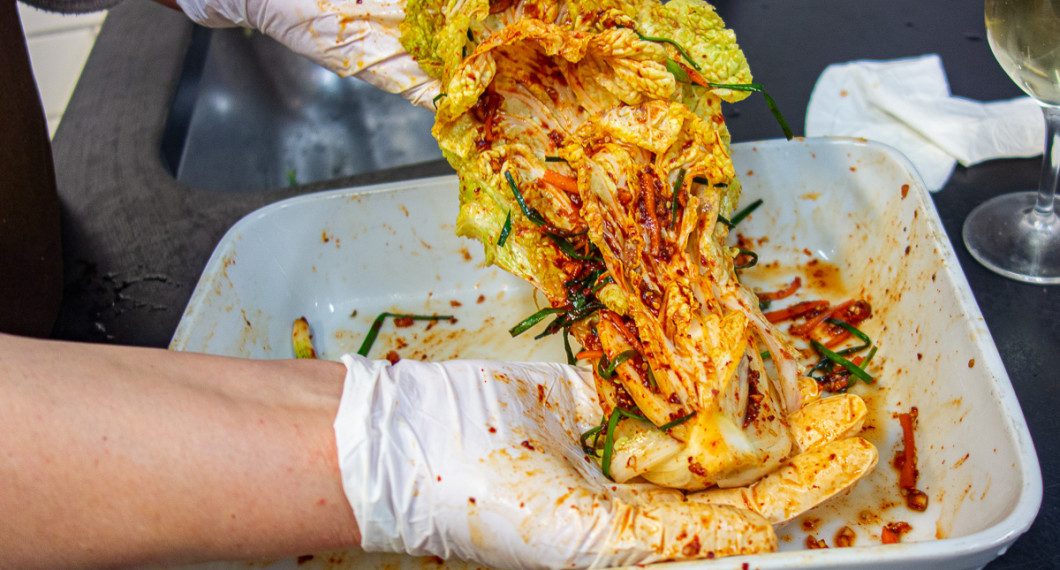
962;0;1060;283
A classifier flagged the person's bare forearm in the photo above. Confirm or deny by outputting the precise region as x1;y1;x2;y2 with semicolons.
0;333;359;568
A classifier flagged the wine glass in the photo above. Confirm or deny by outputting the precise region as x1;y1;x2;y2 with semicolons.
963;0;1060;284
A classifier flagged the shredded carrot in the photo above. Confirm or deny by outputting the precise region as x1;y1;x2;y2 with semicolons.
679;60;710;87
763;300;829;324
791;299;854;337
825;330;852;349
898;411;917;490
757;277;802;301
576;350;604;361
543;170;578;193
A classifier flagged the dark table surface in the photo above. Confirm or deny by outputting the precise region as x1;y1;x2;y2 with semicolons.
51;0;1056;567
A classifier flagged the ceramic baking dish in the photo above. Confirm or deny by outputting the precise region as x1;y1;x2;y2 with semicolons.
172;138;1042;570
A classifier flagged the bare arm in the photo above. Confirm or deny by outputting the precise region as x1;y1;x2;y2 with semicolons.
0;333;359;568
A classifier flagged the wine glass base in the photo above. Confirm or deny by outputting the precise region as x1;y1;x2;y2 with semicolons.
962;191;1060;285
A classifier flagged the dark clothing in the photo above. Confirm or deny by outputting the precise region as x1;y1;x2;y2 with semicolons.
0;1;65;336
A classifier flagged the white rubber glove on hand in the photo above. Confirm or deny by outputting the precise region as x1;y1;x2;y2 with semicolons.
175;0;440;108
334;354;776;569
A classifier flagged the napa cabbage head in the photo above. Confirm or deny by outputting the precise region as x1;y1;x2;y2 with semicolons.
399;0;751;302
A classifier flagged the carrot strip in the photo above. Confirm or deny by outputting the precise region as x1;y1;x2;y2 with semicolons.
825;330;852;349
763;300;829;324
576;350;604;361
678;60;709;87
898;412;917;489
543;170;578;193
757;277;802;301
791;299;854;337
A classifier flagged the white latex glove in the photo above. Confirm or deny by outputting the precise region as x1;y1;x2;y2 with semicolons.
175;0;440;108
334;354;776;569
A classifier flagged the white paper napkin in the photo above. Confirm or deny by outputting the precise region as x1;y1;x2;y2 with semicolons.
805;54;1044;191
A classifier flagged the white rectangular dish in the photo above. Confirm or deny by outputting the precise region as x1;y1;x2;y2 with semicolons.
171;138;1041;570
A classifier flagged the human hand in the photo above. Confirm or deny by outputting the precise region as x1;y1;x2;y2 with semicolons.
333;354;777;569
175;0;440;108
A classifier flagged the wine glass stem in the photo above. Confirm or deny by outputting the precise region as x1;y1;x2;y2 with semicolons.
1036;105;1060;221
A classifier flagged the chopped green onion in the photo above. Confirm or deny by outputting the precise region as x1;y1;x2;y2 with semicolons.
579;422;604;455
861;345;878;367
810;339;875;384
692;176;727;188
599;407;647;479
545;156;568;163
432;93;447;109
640;37;701;70
509;307;565;337
497;211;512;247
592;275;614;293
534;302;605;339
658;411;696;431
707;83;793;140
600;410;623;478
547;234;601;261
597;349;639;379
562;329;577;365
358;313;453;356
734;248;758;269
671;168;686;227
728;198;763;227
505;170;546;226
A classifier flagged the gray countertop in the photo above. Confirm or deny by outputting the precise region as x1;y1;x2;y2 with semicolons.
50;0;453;347
51;0;1057;567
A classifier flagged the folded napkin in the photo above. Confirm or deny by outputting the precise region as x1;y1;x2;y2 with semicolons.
805;54;1044;190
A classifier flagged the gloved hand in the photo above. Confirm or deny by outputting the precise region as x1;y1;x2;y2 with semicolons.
333;354;777;569
175;0;440;108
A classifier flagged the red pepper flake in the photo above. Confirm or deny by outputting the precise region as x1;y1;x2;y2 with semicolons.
881;521;911;544
520;440;536;451
834;526;856;547
805;535;828;549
